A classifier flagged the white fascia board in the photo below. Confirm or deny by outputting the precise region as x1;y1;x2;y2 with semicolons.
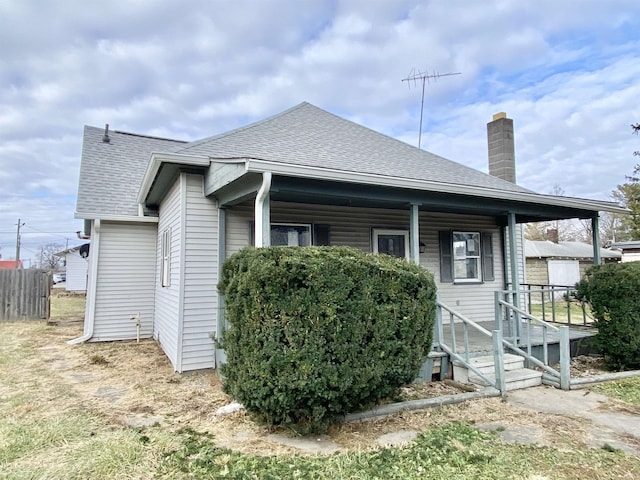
243;159;626;214
74;213;159;223
137;152;210;203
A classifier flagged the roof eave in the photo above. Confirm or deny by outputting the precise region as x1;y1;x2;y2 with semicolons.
137;152;210;204
241;159;625;215
73;213;159;223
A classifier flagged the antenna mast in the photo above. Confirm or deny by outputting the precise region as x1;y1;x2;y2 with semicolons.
401;69;461;149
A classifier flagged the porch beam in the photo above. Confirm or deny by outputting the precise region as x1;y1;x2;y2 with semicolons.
254;172;272;247
270;176;601;221
591;214;601;265
410;204;420;264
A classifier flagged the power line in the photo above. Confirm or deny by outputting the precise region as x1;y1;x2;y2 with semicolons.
22;225;73;239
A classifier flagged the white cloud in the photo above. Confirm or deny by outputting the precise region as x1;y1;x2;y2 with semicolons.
1;0;640;259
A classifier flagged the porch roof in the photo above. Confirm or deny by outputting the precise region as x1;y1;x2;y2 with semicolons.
190;158;623;224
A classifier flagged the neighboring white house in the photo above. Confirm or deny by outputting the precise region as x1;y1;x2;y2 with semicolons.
55;243;90;292
72;103;625;372
525;240;621;287
610;240;640;263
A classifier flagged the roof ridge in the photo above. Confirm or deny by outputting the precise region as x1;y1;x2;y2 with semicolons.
113;130;188;143
175;102;312;153
84;125;187;143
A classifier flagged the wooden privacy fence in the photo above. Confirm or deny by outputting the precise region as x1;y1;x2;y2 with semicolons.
0;269;50;321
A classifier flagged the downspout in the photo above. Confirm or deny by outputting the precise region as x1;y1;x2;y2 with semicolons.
68;219;101;344
254;172;272;248
216;207;227;368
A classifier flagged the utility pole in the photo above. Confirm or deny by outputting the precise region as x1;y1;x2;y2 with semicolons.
15;218;25;268
401;69;461;149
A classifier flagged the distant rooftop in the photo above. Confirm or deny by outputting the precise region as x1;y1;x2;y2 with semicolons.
525;240;621;259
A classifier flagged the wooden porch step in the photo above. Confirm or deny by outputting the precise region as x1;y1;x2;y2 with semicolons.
470;368;543;391
452;353;543;391
452;353;523;384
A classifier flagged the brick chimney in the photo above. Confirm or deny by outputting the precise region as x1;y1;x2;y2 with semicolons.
487;112;516;183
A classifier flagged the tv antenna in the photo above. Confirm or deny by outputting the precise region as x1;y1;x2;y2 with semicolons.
402;69;461;149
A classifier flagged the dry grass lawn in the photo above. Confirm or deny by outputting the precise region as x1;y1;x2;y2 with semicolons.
1;293;639;479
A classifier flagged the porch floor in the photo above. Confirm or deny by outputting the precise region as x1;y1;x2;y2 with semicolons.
441;321;595;354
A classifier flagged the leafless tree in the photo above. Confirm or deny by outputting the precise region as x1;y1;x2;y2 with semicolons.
38;243;64;271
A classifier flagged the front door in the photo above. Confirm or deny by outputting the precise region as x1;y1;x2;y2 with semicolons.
373;229;409;259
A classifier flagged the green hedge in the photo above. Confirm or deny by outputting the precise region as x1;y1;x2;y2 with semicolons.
576;262;640;370
217;246;437;432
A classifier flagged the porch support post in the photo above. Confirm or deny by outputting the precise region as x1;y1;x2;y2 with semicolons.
410;203;420;264
507;212;522;338
591;214;601;265
254;172;272;248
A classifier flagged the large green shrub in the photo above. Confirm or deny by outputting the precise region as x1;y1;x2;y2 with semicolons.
576;262;640;370
217;246;436;432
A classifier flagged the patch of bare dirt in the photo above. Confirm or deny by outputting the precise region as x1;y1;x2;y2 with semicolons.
566;355;608;377
9;320;636;457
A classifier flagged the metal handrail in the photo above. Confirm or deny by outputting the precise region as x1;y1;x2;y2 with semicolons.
436;300;506;395
518;283;595;326
496;290;571;389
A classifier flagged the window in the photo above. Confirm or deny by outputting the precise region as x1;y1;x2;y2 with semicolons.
161;228;171;287
270;224;311;246
249;223;330;246
453;232;480;281
439;231;494;283
372;228;410;259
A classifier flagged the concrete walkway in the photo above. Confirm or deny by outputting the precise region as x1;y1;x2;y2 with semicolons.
268;385;640;455
500;386;640;455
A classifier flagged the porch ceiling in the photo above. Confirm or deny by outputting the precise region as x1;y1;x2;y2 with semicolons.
265;176;602;224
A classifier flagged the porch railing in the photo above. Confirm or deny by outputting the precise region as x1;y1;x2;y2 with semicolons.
435;294;573;392
496;290;571;389
435;300;507;396
519;283;595;327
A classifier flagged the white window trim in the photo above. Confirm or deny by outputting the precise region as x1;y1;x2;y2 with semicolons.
452;231;482;283
161;228;171;287
372;228;410;259
271;223;312;247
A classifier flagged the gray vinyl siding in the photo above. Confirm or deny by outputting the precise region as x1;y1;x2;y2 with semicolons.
181;174;218;371
154;177;182;369
225;201;505;322
154;173;219;373
65;251;88;292
91;222;157;341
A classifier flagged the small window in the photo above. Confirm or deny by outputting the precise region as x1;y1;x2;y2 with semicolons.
161;228;171;287
453;232;481;282
372;228;410;259
271;224;311;246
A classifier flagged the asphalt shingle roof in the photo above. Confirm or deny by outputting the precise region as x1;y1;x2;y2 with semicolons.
76;126;186;217
176;102;532;194
76;102;537;218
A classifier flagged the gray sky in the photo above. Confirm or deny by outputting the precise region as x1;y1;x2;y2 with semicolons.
1;0;639;263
